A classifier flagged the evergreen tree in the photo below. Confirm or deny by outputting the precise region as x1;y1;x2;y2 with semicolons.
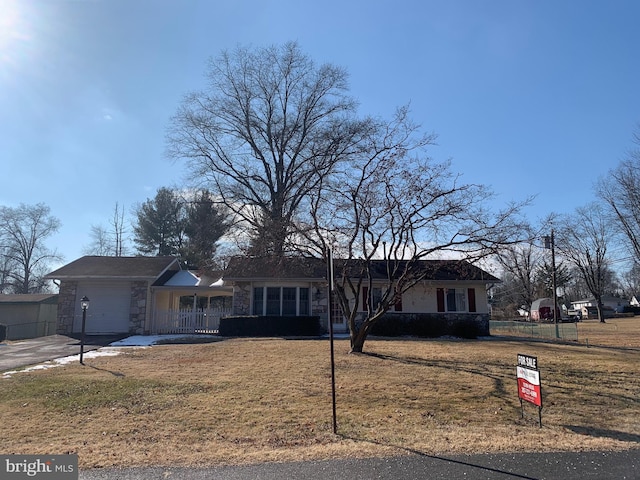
183;190;229;269
133;188;185;256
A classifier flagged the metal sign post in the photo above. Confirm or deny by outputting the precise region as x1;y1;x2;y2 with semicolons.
327;248;337;435
516;353;542;427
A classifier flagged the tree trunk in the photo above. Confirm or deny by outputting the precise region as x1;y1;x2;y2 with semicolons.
597;302;606;323
349;321;372;353
349;332;366;353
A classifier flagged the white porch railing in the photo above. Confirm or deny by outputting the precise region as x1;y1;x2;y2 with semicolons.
153;308;231;334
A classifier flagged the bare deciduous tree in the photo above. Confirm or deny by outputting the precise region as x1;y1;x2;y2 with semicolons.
84;225;113;256
304;109;529;352
556;203;616;322
84;202;129;256
167;42;373;256
0;203;61;294
494;241;543;317
598;127;640;264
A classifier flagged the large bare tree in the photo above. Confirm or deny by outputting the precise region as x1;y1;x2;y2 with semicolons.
598;127;640;264
304;108;528;352
494;240;543;317
167;42;372;256
555;203;616;322
0;203;61;294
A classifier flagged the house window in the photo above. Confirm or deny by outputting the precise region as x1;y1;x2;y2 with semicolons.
253;287;311;316
282;287;297;315
266;287;281;315
437;288;476;313
299;288;310;315
253;287;264;315
447;289;466;312
361;286;383;311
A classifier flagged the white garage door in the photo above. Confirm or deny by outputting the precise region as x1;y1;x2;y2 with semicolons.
74;282;132;334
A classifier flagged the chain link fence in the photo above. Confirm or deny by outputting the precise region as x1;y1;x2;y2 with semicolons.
490;320;578;342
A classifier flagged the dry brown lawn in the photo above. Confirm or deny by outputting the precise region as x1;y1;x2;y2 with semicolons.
1;318;639;469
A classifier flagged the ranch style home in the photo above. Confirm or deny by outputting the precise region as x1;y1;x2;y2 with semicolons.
46;255;499;337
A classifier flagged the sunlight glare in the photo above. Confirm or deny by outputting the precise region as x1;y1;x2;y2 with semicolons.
0;0;31;66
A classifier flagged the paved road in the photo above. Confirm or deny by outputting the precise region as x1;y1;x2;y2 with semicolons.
80;450;639;479
0;334;122;372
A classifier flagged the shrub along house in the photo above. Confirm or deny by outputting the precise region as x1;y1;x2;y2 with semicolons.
222;256;499;337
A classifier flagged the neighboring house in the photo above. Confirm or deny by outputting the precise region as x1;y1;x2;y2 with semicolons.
45;256;232;335
0;294;59;340
571;296;629;318
223;256;499;334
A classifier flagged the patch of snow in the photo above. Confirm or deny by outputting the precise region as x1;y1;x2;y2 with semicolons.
2;348;123;379
1;335;219;379
109;335;217;346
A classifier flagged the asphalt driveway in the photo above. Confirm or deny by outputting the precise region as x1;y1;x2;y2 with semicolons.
0;334;123;372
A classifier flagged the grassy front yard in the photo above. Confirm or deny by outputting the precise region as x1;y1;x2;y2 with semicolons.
1;319;639;468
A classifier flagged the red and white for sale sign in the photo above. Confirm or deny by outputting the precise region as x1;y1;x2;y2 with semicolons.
517;365;542;407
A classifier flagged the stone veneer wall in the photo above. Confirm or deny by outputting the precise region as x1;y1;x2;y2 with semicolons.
56;281;78;335
130;281;148;335
232;282;251;315
310;283;329;331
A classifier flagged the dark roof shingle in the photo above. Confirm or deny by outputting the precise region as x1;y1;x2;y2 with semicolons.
223;256;499;282
0;294;58;304
46;256;180;280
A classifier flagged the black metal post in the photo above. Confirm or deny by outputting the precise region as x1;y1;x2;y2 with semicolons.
327;248;337;435
80;304;87;365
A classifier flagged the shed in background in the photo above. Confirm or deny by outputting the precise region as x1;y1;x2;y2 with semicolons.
0;294;59;340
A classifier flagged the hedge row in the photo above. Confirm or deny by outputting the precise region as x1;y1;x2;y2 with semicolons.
217;313;488;339
370;313;489;339
622;306;640;314
219;315;322;337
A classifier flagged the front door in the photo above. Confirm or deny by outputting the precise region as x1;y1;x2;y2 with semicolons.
330;293;347;333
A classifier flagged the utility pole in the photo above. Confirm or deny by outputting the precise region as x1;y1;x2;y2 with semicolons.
544;231;560;338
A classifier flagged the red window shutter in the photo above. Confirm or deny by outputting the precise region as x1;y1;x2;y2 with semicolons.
362;287;368;311
468;288;477;312
437;288;445;312
394;290;403;312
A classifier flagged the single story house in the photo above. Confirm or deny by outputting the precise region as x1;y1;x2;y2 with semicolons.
0;294;59;340
571;296;629;318
45;256;232;335
223;256;499;335
46;255;499;337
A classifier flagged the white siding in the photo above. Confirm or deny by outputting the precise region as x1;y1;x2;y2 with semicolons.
349;282;489;314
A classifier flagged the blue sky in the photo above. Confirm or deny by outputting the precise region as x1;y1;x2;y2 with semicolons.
1;0;639;266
